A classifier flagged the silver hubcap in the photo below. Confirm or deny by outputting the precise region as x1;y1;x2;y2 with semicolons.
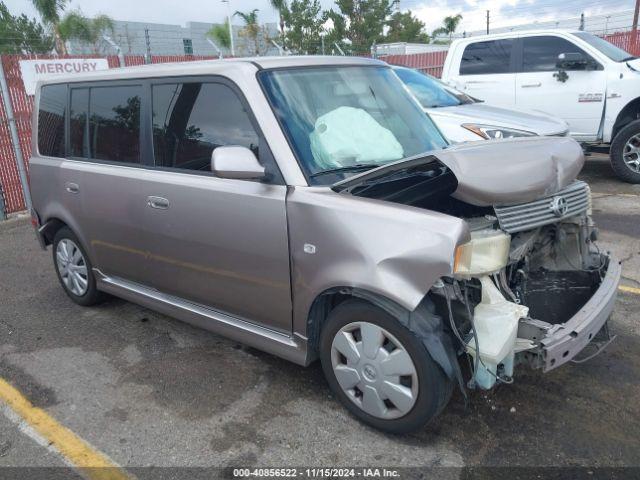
330;322;419;420
56;239;89;296
623;133;640;173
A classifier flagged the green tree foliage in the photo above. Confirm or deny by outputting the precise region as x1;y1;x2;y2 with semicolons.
328;0;395;52
0;1;54;53
206;20;231;50
31;0;113;54
31;0;69;54
385;10;429;43
432;13;462;41
234;9;261;55
270;0;287;41
283;0;325;54
58;10;114;53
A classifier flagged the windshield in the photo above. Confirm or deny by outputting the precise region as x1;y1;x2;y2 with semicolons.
259;66;448;184
394;67;474;108
574;32;636;62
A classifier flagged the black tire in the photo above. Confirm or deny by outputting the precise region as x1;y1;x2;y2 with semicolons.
52;227;106;306
610;119;640;184
319;299;452;434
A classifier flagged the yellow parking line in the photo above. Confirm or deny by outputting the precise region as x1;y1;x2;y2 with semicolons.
619;285;640;295
0;377;130;480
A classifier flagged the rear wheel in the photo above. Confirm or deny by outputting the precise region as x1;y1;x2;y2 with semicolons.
53;227;106;306
320;299;452;434
610;120;640;183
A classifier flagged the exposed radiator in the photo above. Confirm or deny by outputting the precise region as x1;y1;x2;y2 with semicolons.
494;181;590;234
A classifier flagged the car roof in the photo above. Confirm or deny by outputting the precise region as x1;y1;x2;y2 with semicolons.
452;29;585;44
37;55;387;86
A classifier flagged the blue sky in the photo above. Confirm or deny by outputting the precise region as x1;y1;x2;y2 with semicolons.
5;0;637;33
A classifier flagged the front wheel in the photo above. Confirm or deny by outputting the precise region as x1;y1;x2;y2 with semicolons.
610;120;640;183
319;300;452;434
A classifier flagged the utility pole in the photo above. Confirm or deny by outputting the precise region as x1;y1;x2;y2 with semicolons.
486;10;490;35
633;0;639;31
144;28;151;64
579;12;585;31
222;0;235;57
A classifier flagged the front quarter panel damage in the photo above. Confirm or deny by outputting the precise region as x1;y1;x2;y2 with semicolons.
286;187;470;339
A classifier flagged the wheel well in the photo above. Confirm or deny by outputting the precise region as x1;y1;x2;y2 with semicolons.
612;98;640;140
40;217;68;246
306;287;409;353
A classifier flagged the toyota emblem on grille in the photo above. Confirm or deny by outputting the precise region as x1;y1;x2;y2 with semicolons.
550;196;569;217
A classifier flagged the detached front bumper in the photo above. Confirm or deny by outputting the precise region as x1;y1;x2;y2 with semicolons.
539;257;621;372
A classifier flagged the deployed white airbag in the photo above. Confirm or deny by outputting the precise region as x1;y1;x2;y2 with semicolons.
309;106;404;169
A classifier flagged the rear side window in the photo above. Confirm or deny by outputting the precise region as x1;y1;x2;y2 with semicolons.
152;82;259;171
68;85;141;163
89;86;142;163
37;84;66;157
522;36;591;72
460;40;514;75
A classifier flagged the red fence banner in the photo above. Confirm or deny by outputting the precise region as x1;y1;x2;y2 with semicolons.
379;50;448;78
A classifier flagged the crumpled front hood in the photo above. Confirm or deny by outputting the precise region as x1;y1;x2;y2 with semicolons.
437;136;585;206
426;103;569;136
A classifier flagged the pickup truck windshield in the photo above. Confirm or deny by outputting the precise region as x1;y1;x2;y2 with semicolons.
394;67;474;108
259;66;448;184
574;32;636;62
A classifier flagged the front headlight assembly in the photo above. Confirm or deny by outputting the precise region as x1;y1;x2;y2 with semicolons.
462;124;537;140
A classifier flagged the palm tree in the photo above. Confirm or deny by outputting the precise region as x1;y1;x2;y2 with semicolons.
206;20;231;51
433;13;463;42
31;0;69;55
269;0;287;42
234;9;260;56
58;11;114;54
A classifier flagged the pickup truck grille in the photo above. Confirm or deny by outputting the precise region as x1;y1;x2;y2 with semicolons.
494;181;590;234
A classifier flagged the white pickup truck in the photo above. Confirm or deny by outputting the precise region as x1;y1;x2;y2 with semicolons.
441;30;640;183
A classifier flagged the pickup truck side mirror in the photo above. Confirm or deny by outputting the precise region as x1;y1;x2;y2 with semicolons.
556;52;592;71
211;146;266;180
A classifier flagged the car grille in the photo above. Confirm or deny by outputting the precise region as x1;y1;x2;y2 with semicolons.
494;180;590;234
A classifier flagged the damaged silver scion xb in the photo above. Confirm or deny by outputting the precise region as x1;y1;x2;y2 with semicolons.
30;56;620;433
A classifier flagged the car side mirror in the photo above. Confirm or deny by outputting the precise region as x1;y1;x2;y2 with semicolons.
211;146;265;180
556;52;591;71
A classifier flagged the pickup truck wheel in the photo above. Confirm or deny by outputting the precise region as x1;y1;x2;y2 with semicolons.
611;120;640;183
52;227;106;306
320;299;451;434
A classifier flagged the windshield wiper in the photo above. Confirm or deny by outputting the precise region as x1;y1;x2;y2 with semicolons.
309;164;378;178
621;56;637;62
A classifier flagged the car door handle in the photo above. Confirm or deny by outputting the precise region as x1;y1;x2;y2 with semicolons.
65;182;79;194
521;82;542;88
146;196;170;209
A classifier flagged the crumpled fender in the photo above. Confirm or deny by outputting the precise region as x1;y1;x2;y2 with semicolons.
287;187;469;337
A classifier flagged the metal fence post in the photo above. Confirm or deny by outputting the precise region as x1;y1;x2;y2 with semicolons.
0;182;6;220
0;58;32;212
